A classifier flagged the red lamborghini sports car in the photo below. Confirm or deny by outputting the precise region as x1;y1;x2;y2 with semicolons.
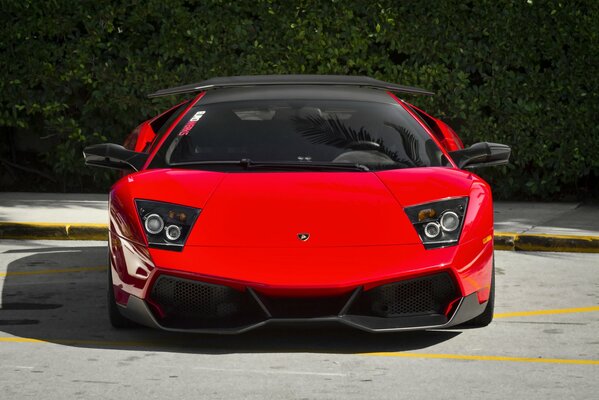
84;75;510;333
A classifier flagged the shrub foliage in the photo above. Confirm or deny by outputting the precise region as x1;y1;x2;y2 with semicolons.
1;0;598;198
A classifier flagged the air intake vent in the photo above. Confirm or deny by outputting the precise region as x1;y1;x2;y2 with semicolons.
149;275;265;329
255;293;353;318
350;273;458;317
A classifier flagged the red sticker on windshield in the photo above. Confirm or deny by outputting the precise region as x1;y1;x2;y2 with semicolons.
179;111;205;136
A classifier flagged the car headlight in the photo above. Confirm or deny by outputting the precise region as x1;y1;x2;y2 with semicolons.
135;199;201;250
404;197;468;249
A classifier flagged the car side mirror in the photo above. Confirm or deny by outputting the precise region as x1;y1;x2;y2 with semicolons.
448;142;511;169
83;143;148;171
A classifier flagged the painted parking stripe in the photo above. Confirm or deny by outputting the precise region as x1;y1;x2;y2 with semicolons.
361;352;599;365
0;337;597;366
494;306;599;319
0;266;106;277
0;337;162;347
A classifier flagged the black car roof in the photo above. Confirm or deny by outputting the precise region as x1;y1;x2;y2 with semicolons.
147;75;434;98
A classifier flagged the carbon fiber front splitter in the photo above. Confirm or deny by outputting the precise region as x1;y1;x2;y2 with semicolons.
118;291;486;334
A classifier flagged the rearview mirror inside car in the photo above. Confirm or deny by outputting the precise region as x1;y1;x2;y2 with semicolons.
83;143;148;171
448;142;511;169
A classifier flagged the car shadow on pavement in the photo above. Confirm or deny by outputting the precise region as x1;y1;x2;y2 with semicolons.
1;244;461;354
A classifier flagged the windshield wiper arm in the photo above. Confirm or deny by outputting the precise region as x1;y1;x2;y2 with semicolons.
169;160;245;168
239;159;370;171
169;159;369;171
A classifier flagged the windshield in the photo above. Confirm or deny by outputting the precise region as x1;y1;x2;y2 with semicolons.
149;99;448;171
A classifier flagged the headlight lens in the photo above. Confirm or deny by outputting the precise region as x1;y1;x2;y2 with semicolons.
135;199;201;250
440;211;460;232
405;197;468;249
165;224;182;241
144;214;164;235
424;221;441;239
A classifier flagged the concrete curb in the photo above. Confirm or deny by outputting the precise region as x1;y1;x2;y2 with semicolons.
0;222;108;241
494;232;599;253
1;222;599;253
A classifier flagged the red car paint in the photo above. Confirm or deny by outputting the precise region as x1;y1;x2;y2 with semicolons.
110;166;493;300
101;78;499;332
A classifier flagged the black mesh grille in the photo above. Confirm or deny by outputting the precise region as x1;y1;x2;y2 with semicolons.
350;273;458;318
257;293;352;318
151;276;242;318
147;272;459;330
149;275;265;328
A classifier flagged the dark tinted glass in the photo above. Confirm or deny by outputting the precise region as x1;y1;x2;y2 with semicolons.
149;99;446;171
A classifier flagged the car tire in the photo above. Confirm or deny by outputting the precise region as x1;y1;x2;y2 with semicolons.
462;259;495;327
107;267;138;329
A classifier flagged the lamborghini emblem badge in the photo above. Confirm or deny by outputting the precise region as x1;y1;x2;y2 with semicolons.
297;233;310;242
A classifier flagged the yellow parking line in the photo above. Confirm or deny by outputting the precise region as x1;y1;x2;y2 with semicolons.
0;337;162;347
0;266;106;277
362;352;599;365
0;338;44;343
494;306;599;319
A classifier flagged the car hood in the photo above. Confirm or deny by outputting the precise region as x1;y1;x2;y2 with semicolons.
124;167;473;247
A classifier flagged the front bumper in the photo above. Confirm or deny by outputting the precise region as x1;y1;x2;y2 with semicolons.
117;271;487;333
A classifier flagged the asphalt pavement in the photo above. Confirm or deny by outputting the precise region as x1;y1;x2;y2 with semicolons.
0;240;597;399
1;193;598;398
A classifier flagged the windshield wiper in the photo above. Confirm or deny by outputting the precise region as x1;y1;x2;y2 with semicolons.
170;160;244;167
240;159;370;171
169;159;370;172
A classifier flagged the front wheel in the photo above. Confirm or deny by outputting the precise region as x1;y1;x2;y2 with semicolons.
462;260;495;327
107;267;138;329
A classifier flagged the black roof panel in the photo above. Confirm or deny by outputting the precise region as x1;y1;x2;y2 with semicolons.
147;75;434;98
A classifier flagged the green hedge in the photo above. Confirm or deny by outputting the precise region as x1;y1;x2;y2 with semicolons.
1;0;598;199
